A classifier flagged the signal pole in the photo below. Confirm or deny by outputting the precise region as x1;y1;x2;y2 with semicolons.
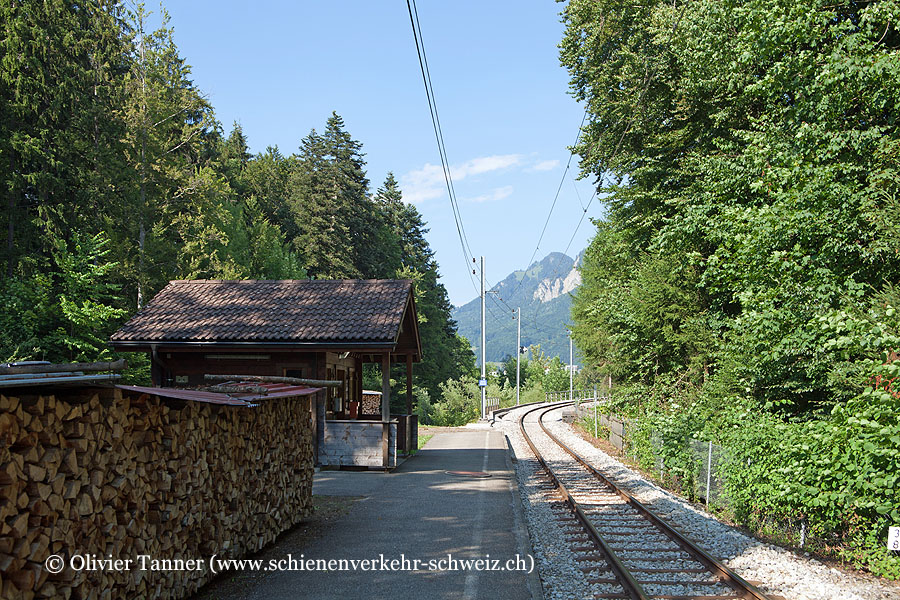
480;256;486;419
516;307;521;406
569;331;574;401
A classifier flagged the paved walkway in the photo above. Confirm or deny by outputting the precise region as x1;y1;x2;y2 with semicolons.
247;427;541;600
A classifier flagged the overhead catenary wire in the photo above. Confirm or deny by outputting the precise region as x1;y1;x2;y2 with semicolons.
564;187;599;256
406;0;481;294
506;110;588;303
507;5;689;305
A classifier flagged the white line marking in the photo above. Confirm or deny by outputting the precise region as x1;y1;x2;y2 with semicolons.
463;431;491;599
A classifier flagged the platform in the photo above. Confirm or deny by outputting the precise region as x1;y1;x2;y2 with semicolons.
246;428;541;600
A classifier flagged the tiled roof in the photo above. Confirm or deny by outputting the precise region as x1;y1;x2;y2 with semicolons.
110;279;413;345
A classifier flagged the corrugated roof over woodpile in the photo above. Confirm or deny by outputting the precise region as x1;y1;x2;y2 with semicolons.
110;279;413;344
116;383;321;405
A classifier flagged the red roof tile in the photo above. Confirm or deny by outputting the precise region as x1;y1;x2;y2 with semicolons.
110;279;413;345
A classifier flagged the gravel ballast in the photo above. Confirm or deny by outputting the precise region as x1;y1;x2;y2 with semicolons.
495;404;900;600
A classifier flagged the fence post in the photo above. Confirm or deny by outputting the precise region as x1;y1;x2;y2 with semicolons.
706;440;713;506
593;384;598;438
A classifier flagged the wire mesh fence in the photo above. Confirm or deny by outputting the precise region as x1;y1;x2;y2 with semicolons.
546;389;599;403
559;392;816;549
568;397;728;507
688;439;727;506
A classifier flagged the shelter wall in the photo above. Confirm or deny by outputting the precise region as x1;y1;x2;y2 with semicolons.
318;420;396;468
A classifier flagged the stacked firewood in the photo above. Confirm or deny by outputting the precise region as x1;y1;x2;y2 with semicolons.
0;387;314;600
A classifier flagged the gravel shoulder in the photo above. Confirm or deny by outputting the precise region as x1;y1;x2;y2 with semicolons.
497;404;900;600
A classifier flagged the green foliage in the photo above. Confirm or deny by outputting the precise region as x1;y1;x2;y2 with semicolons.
45;232;127;361
522;345;571;393
0;4;472;396
430;376;480;427
563;0;900;407
414;387;432;426
0;267;51;362
118;352;152;386
605;373;900;577
564;0;900;575
498;353;529;390
377;176;477;399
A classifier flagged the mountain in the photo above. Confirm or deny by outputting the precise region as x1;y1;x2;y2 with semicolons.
452;251;583;364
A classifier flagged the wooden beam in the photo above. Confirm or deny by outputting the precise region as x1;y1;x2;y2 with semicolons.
0;359;126;375
406;354;413;416
381;353;390;423
355;356;363;405
204;374;341;387
204;385;270;394
382;352;391;469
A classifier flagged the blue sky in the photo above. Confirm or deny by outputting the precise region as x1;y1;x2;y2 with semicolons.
154;1;603;306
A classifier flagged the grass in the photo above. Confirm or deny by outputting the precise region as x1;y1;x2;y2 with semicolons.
417;433;433;450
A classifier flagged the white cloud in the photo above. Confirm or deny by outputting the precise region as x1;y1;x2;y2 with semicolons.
451;154;523;179
400;154;523;205
400;162;445;204
465;185;514;204
531;159;560;172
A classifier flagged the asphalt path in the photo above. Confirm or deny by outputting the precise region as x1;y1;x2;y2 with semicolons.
246;426;541;600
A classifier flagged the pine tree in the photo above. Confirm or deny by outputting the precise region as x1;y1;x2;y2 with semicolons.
0;0;127;278
220;121;251;197
289;127;358;278
375;174;476;399
241;146;297;241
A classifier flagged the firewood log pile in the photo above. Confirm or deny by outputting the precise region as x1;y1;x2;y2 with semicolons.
0;387;314;600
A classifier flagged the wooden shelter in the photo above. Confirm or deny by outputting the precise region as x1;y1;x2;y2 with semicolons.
110;279;422;468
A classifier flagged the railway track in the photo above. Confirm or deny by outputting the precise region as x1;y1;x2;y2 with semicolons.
517;402;776;600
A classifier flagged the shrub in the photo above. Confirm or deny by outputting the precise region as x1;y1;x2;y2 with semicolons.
431;376;480;426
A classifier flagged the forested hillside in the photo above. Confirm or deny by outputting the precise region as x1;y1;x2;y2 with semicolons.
0;2;473;398
561;0;900;576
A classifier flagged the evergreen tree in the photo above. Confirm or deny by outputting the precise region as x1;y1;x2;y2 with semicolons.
220;121;251;197
117;4;226;304
376;174;476;399
0;4;471;389
1;0;127;278
289;126;359;278
369;173;405;278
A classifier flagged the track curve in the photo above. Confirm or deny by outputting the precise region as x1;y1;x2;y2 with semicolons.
517;402;773;600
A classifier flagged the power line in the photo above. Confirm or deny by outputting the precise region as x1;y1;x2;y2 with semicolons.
564;187;599;256
406;0;479;294
507;110;587;302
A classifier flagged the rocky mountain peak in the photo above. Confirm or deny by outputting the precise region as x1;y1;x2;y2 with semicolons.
452;250;584;362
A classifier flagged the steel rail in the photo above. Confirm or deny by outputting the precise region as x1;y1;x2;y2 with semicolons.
519;402;774;600
519;401;648;600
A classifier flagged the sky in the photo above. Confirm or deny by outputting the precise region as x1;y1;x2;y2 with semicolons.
152;1;603;307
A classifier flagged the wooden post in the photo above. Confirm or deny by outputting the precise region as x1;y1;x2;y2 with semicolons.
355;356;363;406
381;353;391;422
406;354;414;454
382;352;391;468
405;354;413;416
